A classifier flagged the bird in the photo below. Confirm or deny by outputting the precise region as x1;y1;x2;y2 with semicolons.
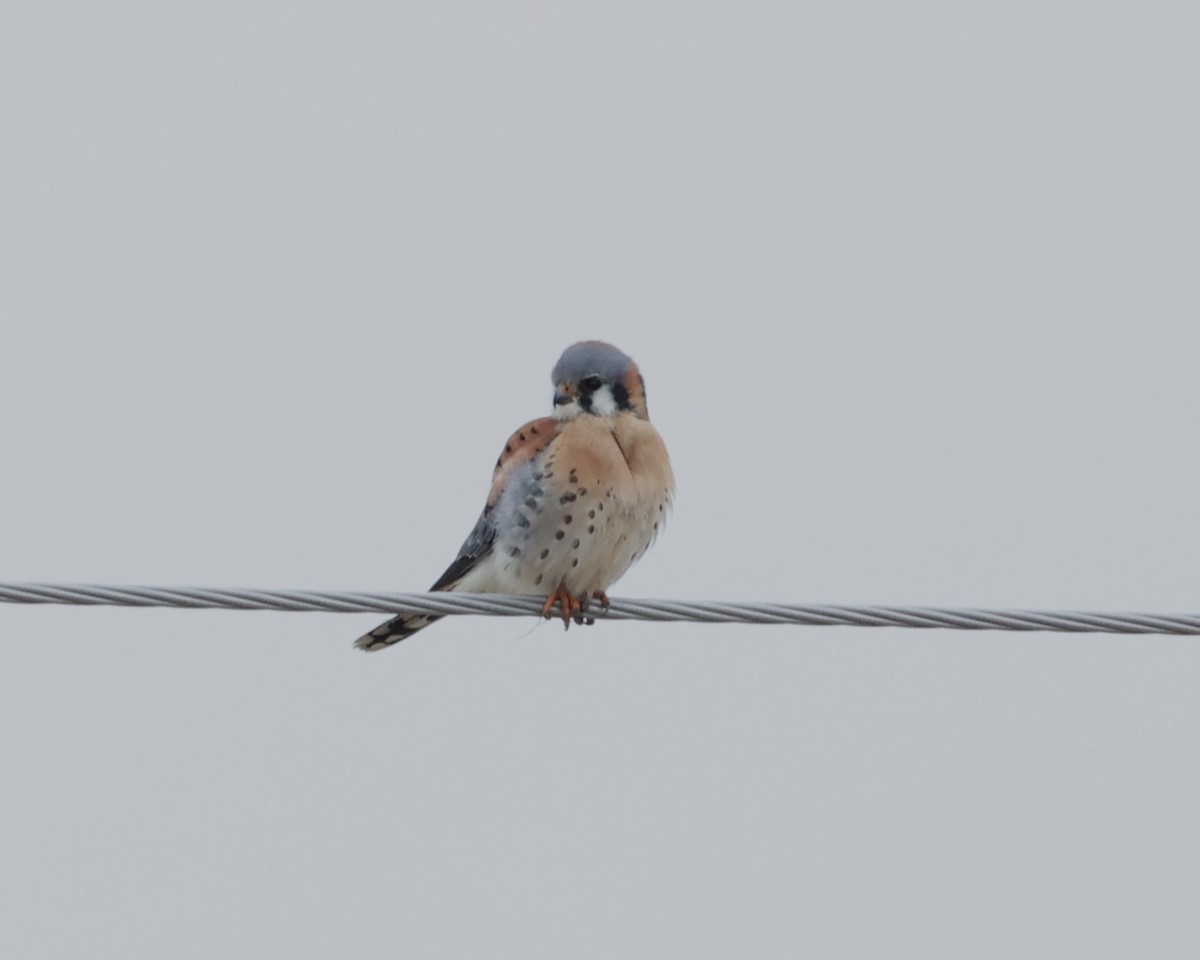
355;340;674;651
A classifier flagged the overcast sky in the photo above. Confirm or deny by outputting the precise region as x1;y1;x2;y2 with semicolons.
3;1;1199;957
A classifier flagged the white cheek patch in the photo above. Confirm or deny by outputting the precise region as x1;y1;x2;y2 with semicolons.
553;398;584;421
589;385;618;416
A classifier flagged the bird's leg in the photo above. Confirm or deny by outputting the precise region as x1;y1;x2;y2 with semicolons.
541;583;583;629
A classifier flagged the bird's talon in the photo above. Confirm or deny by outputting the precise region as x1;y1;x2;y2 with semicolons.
541;584;582;628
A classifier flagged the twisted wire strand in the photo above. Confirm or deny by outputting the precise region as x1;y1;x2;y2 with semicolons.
1;582;1199;635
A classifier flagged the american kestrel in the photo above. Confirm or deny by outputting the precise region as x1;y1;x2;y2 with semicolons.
355;341;674;651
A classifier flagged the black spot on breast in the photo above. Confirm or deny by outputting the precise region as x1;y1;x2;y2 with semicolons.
555;530;565;540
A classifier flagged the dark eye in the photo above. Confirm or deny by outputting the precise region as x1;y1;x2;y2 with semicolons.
579;375;603;392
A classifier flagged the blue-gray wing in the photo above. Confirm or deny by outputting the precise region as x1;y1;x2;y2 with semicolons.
353;416;560;651
428;415;560;592
428;514;496;591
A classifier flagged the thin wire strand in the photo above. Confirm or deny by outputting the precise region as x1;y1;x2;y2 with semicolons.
2;582;1199;635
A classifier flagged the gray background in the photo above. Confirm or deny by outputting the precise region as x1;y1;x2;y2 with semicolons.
2;1;1198;956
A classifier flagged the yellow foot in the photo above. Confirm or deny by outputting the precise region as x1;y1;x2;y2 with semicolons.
541;583;583;628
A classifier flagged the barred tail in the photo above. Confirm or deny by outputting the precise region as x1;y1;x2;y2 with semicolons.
354;612;445;651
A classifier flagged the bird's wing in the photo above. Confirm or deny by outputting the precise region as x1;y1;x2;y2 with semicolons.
355;417;562;650
428;416;561;591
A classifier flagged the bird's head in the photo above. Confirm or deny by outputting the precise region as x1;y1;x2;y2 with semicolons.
551;341;649;421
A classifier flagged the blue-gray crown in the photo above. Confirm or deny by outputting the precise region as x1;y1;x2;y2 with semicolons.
551;341;633;386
